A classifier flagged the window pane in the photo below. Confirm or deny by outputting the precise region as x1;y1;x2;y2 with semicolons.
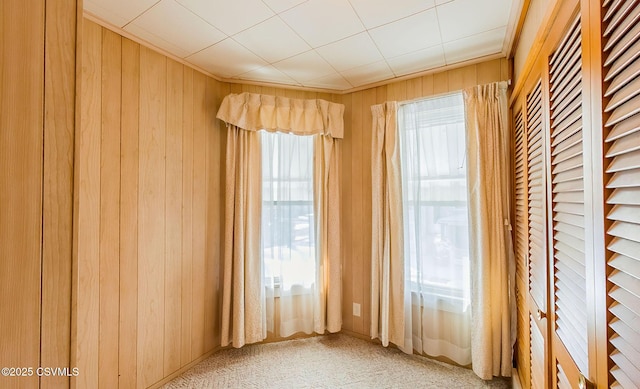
261;131;316;290
399;93;470;307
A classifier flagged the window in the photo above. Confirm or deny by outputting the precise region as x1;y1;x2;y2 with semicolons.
398;93;471;309
261;131;316;291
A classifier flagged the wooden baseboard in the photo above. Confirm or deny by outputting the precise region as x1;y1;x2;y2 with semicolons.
147;347;221;389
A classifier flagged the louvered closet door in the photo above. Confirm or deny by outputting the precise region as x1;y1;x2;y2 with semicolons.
525;79;549;389
547;13;589;388
514;108;532;388
601;0;640;387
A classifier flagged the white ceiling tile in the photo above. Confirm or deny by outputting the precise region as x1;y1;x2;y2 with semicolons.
233;17;311;63
303;72;353;90
234;65;299;85
437;0;512;42
315;33;382;71
348;0;435;29
84;0;159;27
187;39;268;78
369;9;441;58
262;0;308;13
280;0;365;47
341;60;394;87
443;27;505;64
435;0;453;4
176;0;274;35
273;50;335;82
387;45;446;76
125;0;226;58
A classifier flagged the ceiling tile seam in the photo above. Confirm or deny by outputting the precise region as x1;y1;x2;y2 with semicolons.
362;6;439;32
259;0;310;15
120;0;163;29
441;25;509;44
172;0;230;40
434;5;447;65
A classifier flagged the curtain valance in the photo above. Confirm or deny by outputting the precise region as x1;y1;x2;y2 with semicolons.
216;92;345;139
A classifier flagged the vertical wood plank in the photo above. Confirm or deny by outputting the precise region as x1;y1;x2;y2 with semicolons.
405;77;423;100
204;77;217;352
477;59;502;85
0;2;44;389
448;67;465;91
164;59;184;375
119;37;140;389
421;74;434;97
361;87;376;336
41;0;77;387
460;64;478;89
350;91;365;335
138;46;167;388
191;70;207;359
74;19;102;389
340;93;354;332
98;28;121;389
433;71;448;94
180;66;194;366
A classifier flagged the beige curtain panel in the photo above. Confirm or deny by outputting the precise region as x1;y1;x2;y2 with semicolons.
463;81;514;379
221;126;264;348
217;93;344;348
369;101;408;350
217;92;345;138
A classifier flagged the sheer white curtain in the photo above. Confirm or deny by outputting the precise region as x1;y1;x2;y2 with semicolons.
261;131;316;337
398;93;472;366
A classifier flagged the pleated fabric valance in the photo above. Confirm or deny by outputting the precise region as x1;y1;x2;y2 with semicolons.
216;92;345;139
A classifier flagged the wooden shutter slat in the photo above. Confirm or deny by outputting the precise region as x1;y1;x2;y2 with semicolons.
552;142;583;165
606;131;640;157
530;315;545;389
608;237;640;260
609;286;640;319
551;92;582;124
551;125;582;156
554;220;586;239
552;154;583;175
551;113;582;147
554;240;585;262
609;303;639;333
607;204;640;224
554;231;585;252
606;59;640;97
608;169;640;188
607;187;640;205
556;256;586;281
606;148;640;172
611;254;640;282
554;202;584;216
610;318;640;350
550;66;581;110
606;113;640;141
550;14;581;67
556;270;587;298
553;166;583;183
553;179;584;194
554;212;584;228
604;5;640;51
609;222;640;244
604;40;640;81
610;353;640;388
557;363;571;389
605;74;640;112
605;94;640;127
552;190;584;204
609;336;640;379
604;0;640;37
609;269;640;297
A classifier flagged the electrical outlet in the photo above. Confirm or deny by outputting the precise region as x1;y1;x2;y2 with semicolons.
353;302;361;317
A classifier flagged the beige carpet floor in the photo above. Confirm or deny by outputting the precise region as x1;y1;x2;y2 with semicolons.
163;334;511;388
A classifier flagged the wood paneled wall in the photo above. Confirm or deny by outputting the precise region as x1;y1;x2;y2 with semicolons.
338;59;511;337
75;19;226;389
1;1;77;388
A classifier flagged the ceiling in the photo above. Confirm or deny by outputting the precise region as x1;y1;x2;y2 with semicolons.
84;0;522;92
